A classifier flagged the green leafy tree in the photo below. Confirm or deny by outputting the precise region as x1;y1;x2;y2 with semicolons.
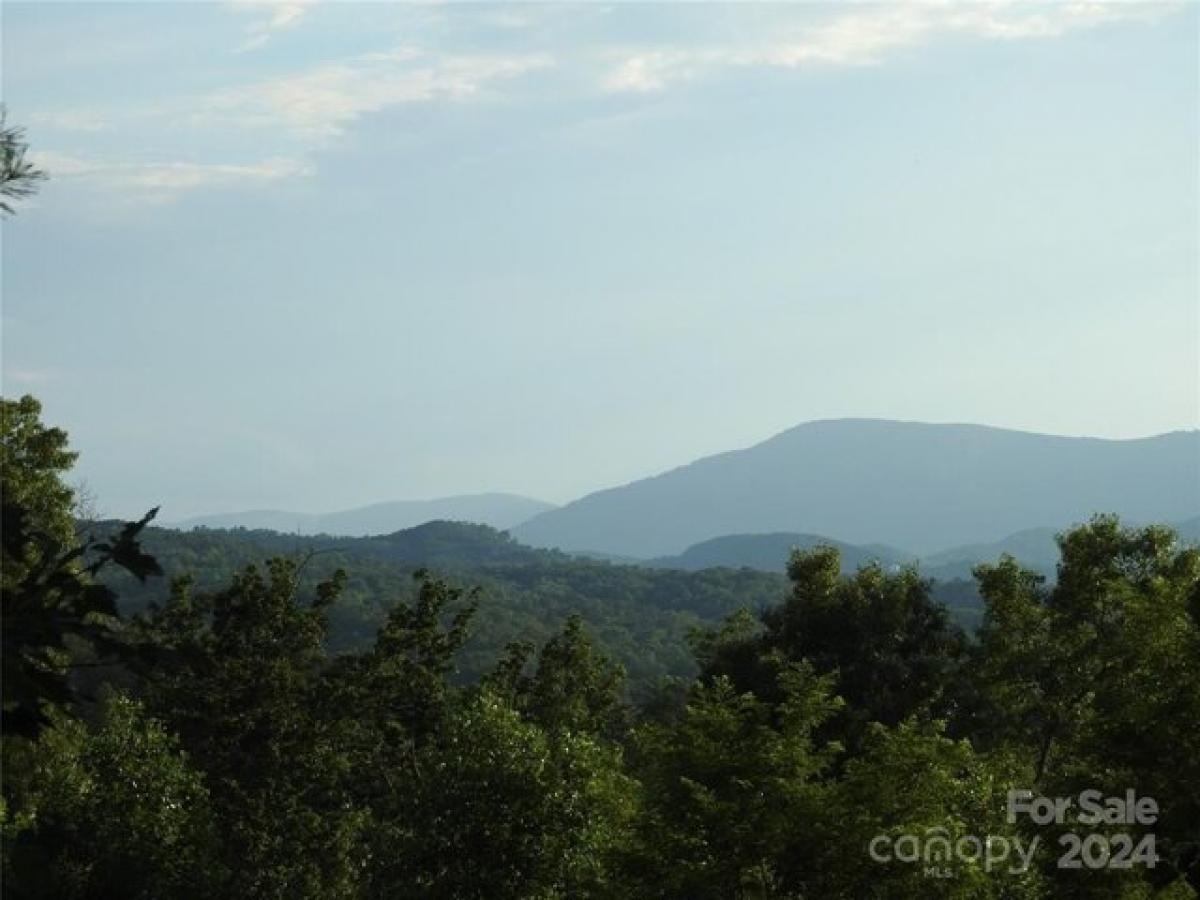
377;691;636;899
487;615;628;738
702;547;967;748
2;395;78;547
3;692;222;899
324;571;481;894
626;662;841;898
355;570;478;749
968;516;1200;893
798;719;1043;900
137;560;366;900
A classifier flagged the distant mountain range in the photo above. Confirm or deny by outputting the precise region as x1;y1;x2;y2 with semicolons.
919;513;1200;581
645;515;1200;581
1177;515;1200;543
512;419;1200;557
170;421;1200;563
167;493;555;537
918;527;1060;580
647;533;915;574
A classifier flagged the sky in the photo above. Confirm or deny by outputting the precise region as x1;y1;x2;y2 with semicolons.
2;1;1197;520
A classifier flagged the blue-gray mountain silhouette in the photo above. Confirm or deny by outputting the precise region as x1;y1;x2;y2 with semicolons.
169;493;555;537
647;532;915;573
512;419;1199;557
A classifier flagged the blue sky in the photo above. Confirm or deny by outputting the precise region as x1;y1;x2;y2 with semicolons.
2;1;1197;519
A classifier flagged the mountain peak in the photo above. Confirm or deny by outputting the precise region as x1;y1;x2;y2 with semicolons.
513;421;1199;556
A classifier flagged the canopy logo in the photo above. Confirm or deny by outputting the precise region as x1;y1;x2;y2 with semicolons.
868;789;1159;878
868;828;1038;877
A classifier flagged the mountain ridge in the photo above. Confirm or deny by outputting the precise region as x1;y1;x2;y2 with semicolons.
512;419;1200;556
646;531;916;573
167;492;556;537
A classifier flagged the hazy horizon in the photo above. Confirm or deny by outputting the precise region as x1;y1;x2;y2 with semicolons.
3;2;1197;520
100;417;1200;523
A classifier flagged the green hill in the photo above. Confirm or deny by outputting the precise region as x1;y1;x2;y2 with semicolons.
95;519;790;695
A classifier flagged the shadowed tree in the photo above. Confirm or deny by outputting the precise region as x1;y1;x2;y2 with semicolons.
135;560;366;900
699;547;968;750
2;396;162;737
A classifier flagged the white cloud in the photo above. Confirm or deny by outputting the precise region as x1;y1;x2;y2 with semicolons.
196;48;555;139
230;0;318;52
29;151;314;203
602;1;1176;93
15;44;556;209
18;2;1176;209
28;110;109;133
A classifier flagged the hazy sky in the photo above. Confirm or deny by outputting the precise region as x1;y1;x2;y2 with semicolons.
2;1;1197;519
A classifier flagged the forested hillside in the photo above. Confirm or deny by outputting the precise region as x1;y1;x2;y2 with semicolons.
95;520;789;691
96;519;990;690
647;520;1200;582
